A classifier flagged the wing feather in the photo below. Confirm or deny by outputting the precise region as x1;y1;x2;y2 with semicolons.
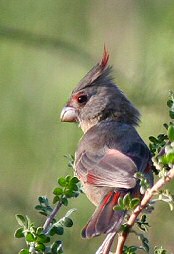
76;148;137;189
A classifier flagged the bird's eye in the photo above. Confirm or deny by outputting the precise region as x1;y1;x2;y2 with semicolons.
77;95;88;104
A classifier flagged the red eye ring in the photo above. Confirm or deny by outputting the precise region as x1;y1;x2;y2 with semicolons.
77;95;88;104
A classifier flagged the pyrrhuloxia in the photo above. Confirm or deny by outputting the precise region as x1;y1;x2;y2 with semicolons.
60;49;153;253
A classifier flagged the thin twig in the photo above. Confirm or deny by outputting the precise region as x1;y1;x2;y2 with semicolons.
115;166;174;254
43;201;62;234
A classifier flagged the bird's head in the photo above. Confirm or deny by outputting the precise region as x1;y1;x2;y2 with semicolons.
60;48;140;133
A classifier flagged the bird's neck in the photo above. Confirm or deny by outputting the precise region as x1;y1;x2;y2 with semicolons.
79;118;100;133
79;115;117;133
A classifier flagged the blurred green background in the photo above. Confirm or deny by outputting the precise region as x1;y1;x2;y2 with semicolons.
0;1;174;253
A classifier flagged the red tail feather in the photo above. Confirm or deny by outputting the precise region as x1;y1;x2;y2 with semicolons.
81;191;125;239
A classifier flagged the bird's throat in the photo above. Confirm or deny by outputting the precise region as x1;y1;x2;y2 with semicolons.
79;118;99;133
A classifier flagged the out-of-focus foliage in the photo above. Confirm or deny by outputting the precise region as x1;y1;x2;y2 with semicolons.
15;174;81;254
0;1;174;253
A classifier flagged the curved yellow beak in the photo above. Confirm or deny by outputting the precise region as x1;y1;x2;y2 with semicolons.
60;106;78;122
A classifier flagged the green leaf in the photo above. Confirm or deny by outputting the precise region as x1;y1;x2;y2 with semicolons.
168;125;174;142
53;187;63;196
16;215;27;227
157;134;167;141
162;153;174;164
64;154;75;168
36;227;43;234
129;246;138;251
149;136;158;143
26;216;32;228
138;235;149;252
70;177;79;184
51;240;63;254
114;205;124;211
56;226;64;235
161;155;168;164
14;228;24;238
39;211;48;216
53;195;60;204
64;217;73;227
163;123;168;130
154;246;167;254
64;189;73;197
141;214;147;223
118;197;124;209
65;175;71;182
49;227;56;236
19;249;29;254
167;153;174;163
123;193;131;208
35;243;46;252
62;197;68;206
35;205;43;210
169;110;174;119
58;177;67;187
37;234;50;243
130;198;140;209
50;226;64;236
25;232;35;242
120;224;130;234
69;183;78;191
39;196;49;205
167;99;173;108
30;226;37;234
123;245;138;253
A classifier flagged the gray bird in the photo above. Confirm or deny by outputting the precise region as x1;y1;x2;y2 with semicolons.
60;48;153;253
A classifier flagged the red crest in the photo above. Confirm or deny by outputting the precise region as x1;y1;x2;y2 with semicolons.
100;45;109;69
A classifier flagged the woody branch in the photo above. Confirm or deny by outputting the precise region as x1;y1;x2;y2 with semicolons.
115;166;174;254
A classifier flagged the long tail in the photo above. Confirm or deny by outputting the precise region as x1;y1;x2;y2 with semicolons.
95;232;117;254
81;191;125;239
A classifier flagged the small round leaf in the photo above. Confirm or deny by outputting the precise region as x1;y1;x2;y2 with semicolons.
113;205;124;211
130;198;140;209
25;232;35;242
64;189;73;197
56;226;64;235
14;228;24;238
167;99;173;108
65;175;71;182
58;177;67;187
64;217;73;227
35;205;43;210
53;195;60;204
53;188;63;196
70;177;79;184
50;226;64;236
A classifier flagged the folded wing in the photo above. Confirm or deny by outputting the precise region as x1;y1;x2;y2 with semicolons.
76;148;137;189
